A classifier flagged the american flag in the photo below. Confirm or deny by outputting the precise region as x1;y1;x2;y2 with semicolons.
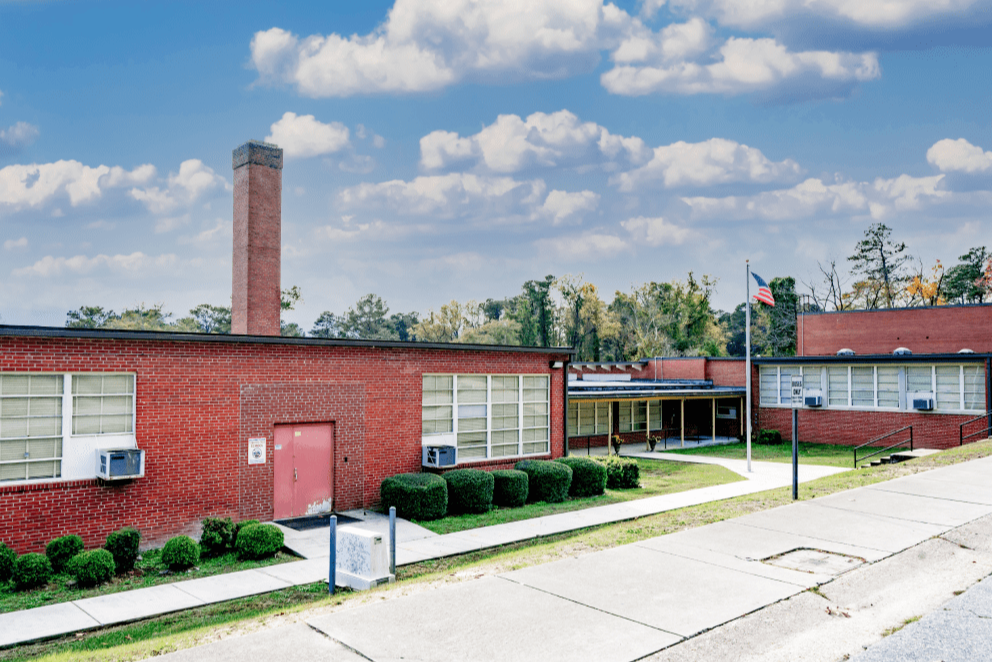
751;272;776;306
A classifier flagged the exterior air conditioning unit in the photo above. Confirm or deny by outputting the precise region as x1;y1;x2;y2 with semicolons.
912;396;934;411
422;445;456;468
96;448;145;480
805;395;823;407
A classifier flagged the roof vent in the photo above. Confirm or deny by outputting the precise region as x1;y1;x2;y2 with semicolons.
958;348;975;354
893;347;912;356
836;348;855;356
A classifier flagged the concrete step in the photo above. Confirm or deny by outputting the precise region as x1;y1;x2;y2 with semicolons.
889;448;941;462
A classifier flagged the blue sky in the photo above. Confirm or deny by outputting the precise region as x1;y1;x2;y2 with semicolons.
1;0;991;329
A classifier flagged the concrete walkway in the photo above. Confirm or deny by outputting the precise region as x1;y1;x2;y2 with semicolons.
0;455;843;648
160;453;992;662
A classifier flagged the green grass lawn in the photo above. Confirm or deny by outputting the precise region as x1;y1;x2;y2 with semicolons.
663;441;860;467
0;548;296;615
415;458;745;535
8;440;991;662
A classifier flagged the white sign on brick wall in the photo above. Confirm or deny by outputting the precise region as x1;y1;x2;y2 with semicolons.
791;375;804;408
247;437;266;465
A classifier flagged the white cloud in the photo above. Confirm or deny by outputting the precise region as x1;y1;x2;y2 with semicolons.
338;154;376;174
129;159;227;215
613;137;802;190
12;252;179;278
339;173;546;218
603;36;880;97
621;216;698;246
420;109;650;173
154;214;191;234
0;122;40;150
538;189;600;224
4;237;27;250
373;135;386;149
535;231;629;260
178;219;232;245
250;0;631;97
681;174;948;221
0;160;154;209
668;0;983;30
86;220;115;230
927;138;992;174
0;90;3;106
265;112;351;159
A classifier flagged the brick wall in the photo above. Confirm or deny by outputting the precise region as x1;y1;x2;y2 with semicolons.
0;334;568;553
798;304;992;356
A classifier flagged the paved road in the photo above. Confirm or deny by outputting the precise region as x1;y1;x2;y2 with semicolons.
156;454;992;662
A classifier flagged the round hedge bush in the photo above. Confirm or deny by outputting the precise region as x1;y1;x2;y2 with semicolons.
380;473;448;521
235;523;284;560
46;534;83;574
594;456;640;489
13;553;52;590
68;549;116;588
555;457;607;498
491;470;528;508
0;542;16;583
161;535;200;571
200;517;235;558
514;460;572;504
105;528;141;573
233;520;260;548
442;469;494;514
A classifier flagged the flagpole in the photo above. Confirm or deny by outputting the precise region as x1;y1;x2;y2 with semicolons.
745;260;752;473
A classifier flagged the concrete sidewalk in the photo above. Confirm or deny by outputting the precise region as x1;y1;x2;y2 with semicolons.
0;455;843;648
156;453;992;662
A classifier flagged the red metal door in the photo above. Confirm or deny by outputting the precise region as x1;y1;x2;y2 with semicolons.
273;423;333;519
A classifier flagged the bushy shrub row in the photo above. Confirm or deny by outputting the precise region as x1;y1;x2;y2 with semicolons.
492;470;528;507
515;460;572;503
756;429;783;445
381;473;449;520
594;456;640;489
443;469;495;514
235;524;284;560
554;457;607;498
68;549;116;588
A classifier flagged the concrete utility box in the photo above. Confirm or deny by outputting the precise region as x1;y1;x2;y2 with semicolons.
337;528;395;590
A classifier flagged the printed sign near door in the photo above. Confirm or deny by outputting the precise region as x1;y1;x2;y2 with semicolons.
247;437;266;465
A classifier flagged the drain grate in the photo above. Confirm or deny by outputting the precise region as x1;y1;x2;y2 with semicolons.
275;513;362;531
763;548;865;576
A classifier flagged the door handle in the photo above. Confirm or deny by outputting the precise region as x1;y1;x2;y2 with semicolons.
294;468;298;482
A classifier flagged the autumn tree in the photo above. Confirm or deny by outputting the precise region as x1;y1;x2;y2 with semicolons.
847;223;911;309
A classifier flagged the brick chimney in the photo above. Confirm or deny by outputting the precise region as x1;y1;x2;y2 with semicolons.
232;141;283;336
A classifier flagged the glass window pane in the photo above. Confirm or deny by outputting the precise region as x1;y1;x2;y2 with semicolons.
935;366;961;410
1;398;29;418
0;375;30;396
964;365;985;411
523;441;549;454
877;367;900;408
803;367;822;390
458;404;487;418
523;376;548;389
595;402;610;434
72;375;104;395
828;367;848;407
852;367;874;407
0;439;27;462
759;367;778;405
907;366;932;394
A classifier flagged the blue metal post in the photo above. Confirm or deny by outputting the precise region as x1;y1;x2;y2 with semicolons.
328;515;337;595
389;506;396;576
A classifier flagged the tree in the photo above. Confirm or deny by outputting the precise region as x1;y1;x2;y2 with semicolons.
459;318;522;345
720;304;747;357
280;321;304;337
280;286;302;311
311;311;346;338
847;223;911;309
176;304;231;334
802;261;849;312
512;275;556;347
66;306;116;329
556;276;617;361
752;277;798;356
944;247;989;304
412;300;468;343
103;304;173;331
388;312;420;342
339;294;399;340
905;259;946;307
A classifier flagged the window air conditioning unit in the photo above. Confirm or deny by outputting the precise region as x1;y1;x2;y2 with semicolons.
804;395;823;407
422;445;456;468
96;448;145;480
912;396;934;411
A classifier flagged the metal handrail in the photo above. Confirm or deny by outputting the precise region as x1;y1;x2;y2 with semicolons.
959;411;992;446
854;425;913;468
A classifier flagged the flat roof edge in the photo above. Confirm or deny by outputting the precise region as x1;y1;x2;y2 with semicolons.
0;325;575;356
754;353;992;363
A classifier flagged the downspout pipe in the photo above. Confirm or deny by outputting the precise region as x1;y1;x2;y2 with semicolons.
986;357;991;436
563;357;571;457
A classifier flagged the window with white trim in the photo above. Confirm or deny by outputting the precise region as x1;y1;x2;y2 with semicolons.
758;364;985;413
568;401;610;437
0;373;136;483
422;374;550;460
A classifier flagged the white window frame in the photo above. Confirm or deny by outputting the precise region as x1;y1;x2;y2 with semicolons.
0;372;137;485
422;373;551;462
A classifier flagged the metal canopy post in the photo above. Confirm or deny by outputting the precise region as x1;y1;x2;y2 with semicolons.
712;398;717;443
681;399;685;447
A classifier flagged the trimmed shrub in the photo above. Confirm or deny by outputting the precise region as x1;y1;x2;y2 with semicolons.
491;470;529;508
105;528;141;573
200;517;235;557
442;469;494;515
235;523;284;560
514;460;572;504
555;457;607;498
594;456;640;489
161;536;200;571
46;535;83;574
67;549;116;588
756;429;783;445
13;553;52;590
0;542;16;583
233;520;260;547
380;473;448;521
